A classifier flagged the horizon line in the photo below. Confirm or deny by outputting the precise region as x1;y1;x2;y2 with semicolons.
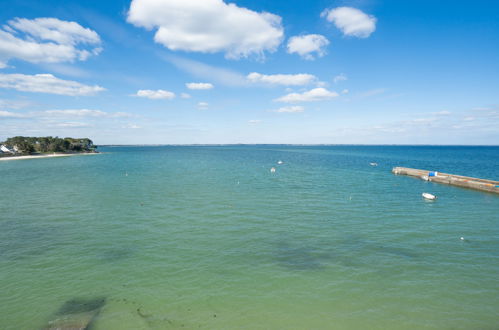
97;143;499;147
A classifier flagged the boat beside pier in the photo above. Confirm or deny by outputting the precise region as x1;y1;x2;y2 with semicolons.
392;167;499;194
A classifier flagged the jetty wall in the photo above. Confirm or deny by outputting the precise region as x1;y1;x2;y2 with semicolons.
392;167;499;194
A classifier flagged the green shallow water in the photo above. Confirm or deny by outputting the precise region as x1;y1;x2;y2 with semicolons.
0;145;498;329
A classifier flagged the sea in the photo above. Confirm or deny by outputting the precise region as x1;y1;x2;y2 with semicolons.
0;145;498;329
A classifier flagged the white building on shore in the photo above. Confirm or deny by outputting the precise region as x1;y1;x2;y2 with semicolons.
0;145;15;154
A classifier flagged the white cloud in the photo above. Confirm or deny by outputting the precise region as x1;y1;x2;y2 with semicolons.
247;72;316;86
341;89;349;94
334;73;347;83
135;89;175;99
0;73;105;96
286;34;329;60
0;17;101;67
127;0;284;59
433;110;451;116
275;88;338;103
186;82;214;90
322;7;376;38
1;108;131;119
248;119;262;124
42;109;131;118
274;106;305;113
180;93;191;99
197;102;209;109
55;122;90;128
464;116;475;121
122;124;142;129
0;110;25;118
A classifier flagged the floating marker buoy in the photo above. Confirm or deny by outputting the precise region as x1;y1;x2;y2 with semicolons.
270;167;276;173
460;237;465;241
370;162;378;166
422;192;436;200
277;160;283;165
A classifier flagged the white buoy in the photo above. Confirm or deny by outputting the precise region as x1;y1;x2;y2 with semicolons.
277;160;283;165
370;162;378;166
460;237;465;241
422;192;436;200
270;167;276;173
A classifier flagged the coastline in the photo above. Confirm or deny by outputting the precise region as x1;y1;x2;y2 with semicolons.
0;152;100;161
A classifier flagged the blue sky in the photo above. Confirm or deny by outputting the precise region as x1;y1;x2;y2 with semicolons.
0;0;498;144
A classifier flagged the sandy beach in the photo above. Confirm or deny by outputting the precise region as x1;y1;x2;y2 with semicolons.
0;152;100;161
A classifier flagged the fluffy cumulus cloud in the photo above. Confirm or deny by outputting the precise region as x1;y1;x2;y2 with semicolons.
135;89;175;99
275;87;338;103
185;82;214;90
247;72;316;86
0;73;105;96
127;0;283;59
322;7;376;38
286;34;329;60
274;106;305;113
0;17;102;67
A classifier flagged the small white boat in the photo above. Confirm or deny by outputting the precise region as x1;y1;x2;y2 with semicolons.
370;162;378;166
422;192;436;200
421;175;429;181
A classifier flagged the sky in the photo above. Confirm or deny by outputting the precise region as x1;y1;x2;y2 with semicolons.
0;0;498;145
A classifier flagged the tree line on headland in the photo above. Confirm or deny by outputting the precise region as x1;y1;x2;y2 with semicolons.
0;136;97;155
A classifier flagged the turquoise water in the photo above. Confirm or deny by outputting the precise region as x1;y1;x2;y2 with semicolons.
0;145;498;329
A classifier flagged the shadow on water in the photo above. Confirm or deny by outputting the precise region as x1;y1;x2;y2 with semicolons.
274;243;324;271
272;235;420;271
0;220;60;261
56;297;106;316
44;297;106;330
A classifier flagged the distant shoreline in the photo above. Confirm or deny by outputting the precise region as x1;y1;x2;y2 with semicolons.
0;152;100;161
98;144;499;147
